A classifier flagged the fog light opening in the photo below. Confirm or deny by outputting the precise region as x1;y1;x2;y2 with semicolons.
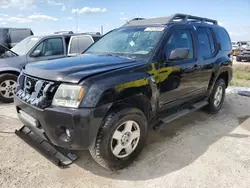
59;127;72;142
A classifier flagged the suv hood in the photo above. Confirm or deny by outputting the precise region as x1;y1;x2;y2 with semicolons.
23;54;139;83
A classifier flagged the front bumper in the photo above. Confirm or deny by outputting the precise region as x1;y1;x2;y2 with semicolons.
14;96;111;150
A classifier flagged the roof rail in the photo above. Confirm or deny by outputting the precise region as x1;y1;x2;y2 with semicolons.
81;32;101;35
54;31;74;34
168;13;218;25
122;13;218;27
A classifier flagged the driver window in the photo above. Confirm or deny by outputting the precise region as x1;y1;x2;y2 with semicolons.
32;38;64;57
166;29;194;60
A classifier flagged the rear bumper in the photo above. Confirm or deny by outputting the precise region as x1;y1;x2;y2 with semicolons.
14;96;111;150
237;54;250;60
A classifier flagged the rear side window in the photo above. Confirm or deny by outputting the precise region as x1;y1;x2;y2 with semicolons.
69;36;94;54
9;29;32;44
214;28;231;51
197;27;216;57
197;28;211;57
206;28;216;54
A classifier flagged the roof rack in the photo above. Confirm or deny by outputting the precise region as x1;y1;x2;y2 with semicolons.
80;32;101;35
169;14;218;25
122;13;218;27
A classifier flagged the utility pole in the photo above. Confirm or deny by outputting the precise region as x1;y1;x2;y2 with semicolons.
101;25;103;35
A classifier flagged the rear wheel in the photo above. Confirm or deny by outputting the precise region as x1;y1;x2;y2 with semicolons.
206;78;226;114
236;57;241;62
0;74;18;103
90;108;148;171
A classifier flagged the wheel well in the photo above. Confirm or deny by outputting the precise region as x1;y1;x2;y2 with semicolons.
108;95;152;121
0;70;20;76
217;71;229;87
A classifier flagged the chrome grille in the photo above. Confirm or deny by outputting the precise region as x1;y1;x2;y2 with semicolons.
16;75;58;109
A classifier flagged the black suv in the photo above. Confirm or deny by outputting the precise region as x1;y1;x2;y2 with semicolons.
14;14;232;170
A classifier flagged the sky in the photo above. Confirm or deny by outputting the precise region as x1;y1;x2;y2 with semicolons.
0;0;249;41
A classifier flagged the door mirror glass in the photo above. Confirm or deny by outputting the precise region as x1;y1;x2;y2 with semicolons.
31;50;42;57
169;48;190;60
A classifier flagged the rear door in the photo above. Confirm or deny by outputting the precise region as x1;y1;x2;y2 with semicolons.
195;27;217;90
27;37;66;63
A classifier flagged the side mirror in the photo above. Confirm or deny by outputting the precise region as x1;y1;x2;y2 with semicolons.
30;50;42;57
169;48;190;61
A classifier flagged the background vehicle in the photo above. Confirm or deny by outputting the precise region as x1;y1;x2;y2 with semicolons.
238;41;248;50
14;14;232;170
0;32;101;103
0;28;33;55
236;41;250;62
232;41;240;55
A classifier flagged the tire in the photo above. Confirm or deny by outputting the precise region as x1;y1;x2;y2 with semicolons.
236;57;241;62
0;73;18;103
206;78;226;114
90;108;148;171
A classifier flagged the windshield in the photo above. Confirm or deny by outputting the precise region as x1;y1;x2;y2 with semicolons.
11;36;41;55
86;26;165;61
232;42;237;45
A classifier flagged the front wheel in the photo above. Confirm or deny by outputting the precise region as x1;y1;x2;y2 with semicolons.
206;78;226;114
90;108;148;171
236;57;241;62
0;73;18;103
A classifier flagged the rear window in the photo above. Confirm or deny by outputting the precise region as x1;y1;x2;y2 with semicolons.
214;28;231;51
69;36;94;54
9;29;33;44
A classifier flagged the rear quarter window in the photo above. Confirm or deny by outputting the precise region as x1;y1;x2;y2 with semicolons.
9;29;33;44
0;29;8;44
69;36;94;54
214;27;231;51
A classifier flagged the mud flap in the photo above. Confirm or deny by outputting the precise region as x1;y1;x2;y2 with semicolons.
15;125;77;168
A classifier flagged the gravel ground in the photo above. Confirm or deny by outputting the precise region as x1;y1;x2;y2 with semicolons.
0;91;250;188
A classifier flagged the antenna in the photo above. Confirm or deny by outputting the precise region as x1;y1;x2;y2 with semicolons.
101;25;103;35
75;12;80;54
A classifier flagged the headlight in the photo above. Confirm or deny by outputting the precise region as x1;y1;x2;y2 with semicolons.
52;84;85;108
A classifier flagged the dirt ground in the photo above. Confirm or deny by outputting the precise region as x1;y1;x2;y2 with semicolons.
1;91;250;188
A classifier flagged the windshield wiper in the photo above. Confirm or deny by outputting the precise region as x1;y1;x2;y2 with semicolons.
101;53;134;60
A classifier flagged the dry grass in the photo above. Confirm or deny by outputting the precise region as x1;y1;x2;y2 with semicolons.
233;63;250;73
230;62;250;87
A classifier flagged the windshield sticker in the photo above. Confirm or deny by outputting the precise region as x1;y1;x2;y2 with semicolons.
129;40;135;47
144;27;165;32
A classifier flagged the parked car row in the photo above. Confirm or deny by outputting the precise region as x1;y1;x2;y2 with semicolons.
236;41;250;62
231;40;250;62
0;32;101;102
12;13;233;170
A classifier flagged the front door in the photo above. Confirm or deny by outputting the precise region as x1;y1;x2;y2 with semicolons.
27;37;66;63
158;26;205;110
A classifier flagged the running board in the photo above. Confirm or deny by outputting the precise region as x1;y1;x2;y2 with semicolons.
154;100;208;131
15;126;77;168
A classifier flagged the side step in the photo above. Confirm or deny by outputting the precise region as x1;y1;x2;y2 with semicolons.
15;126;77;168
154;100;208;131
